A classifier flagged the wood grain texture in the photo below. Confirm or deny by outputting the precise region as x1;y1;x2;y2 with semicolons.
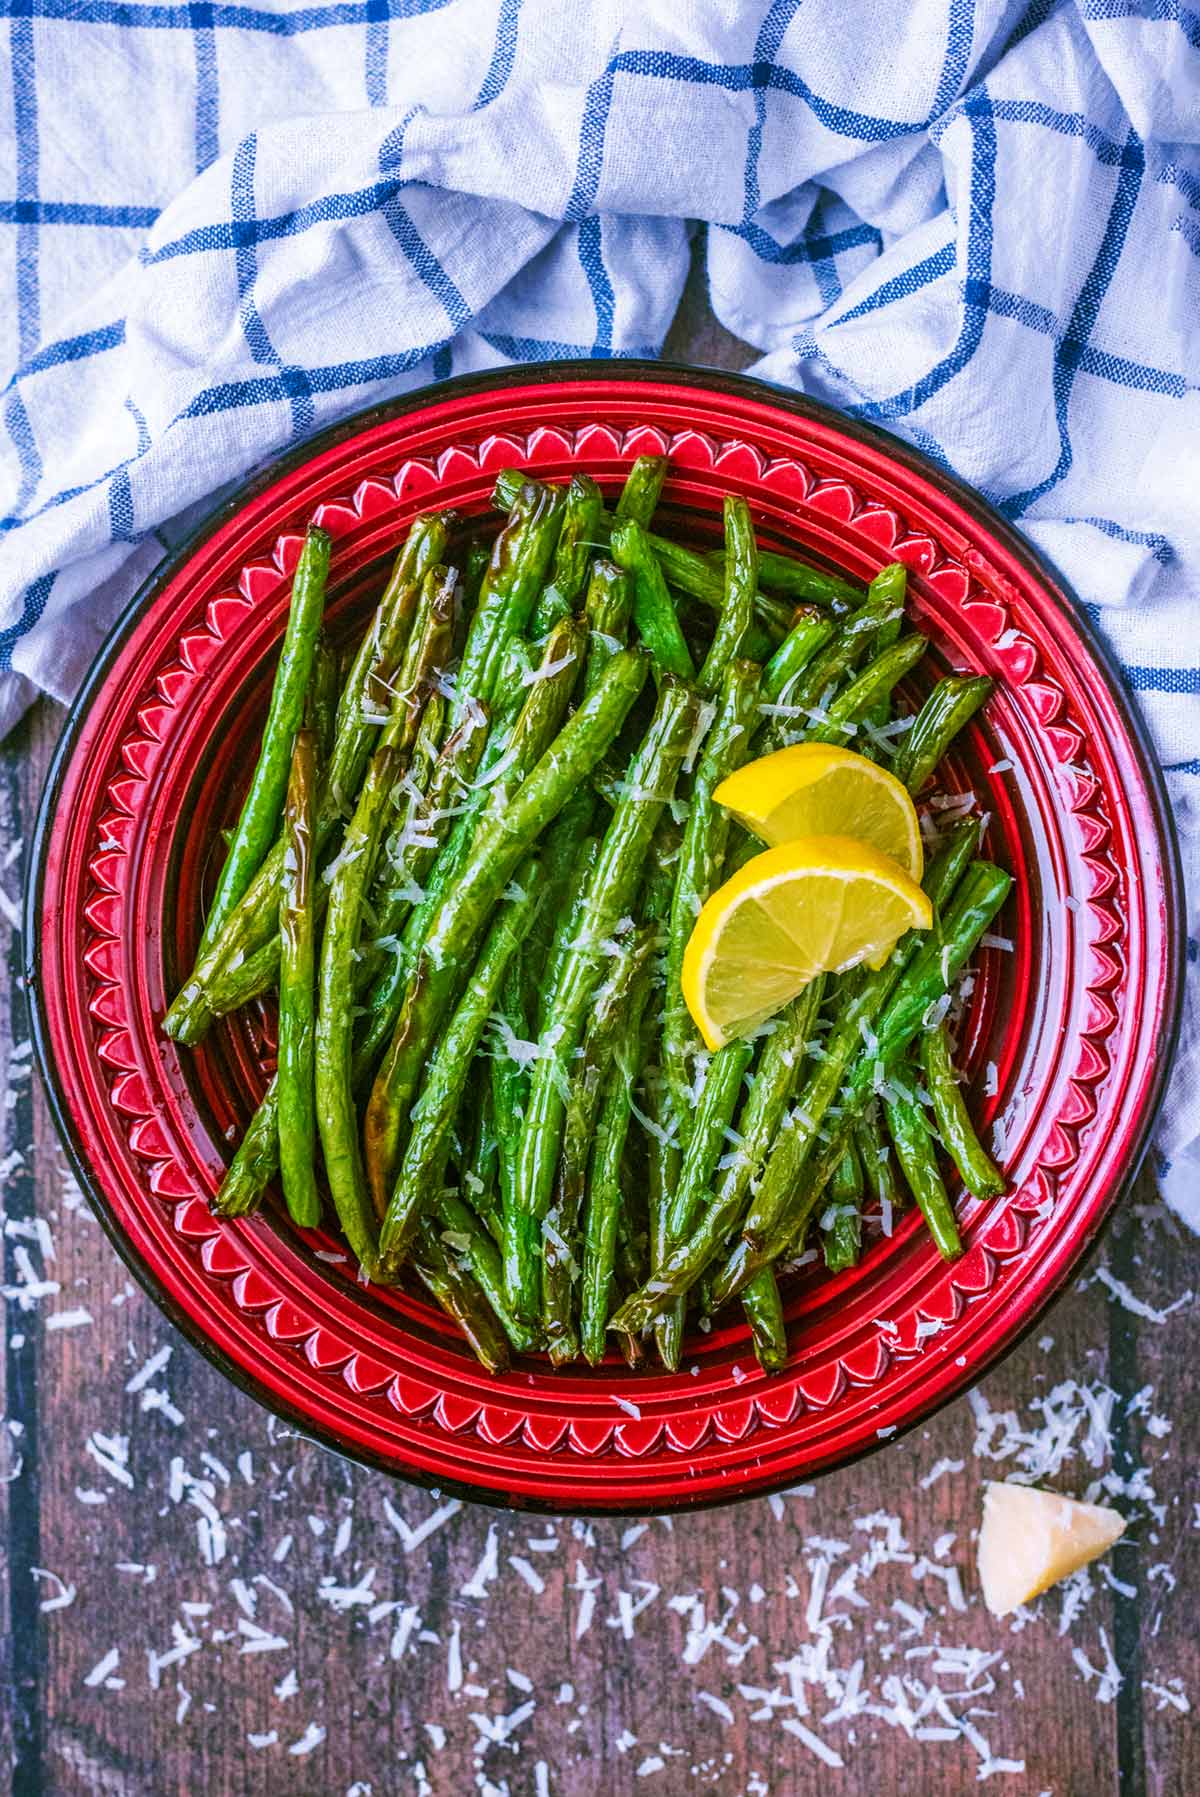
3;249;1197;1797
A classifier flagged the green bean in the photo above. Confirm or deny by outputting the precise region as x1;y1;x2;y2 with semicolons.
351;710;515;1087
378;859;542;1271
364;648;650;1210
205;935;280;1017
742;1267;787;1373
542;927;657;1363
662;660;760;1137
707;544;862;612
581;970;653;1364
886;1092;962;1259
582;562;633;697
309;632;339;763
532;473;605;635
277;729;320;1229
335;513;448;754
857;1108;904;1215
361;693;447;982
212;1076;279;1217
377;564;457;755
609;978;826;1336
697;497;758;694
803;633;927;746
664;1038;755;1250
642;1064;685;1372
919;1024;1005;1199
433;1190;535;1353
412;1218;510;1373
536;837;598;1042
892;675;993;794
356;619;581;1111
315;746;401;1273
823;1133;864;1274
610;519;697;681
761;611;837;703
868;561;908;612
454;480;564;721
505;679;700;1321
614;454;667;527
490;959;530;1261
519;787;596;1033
463;1074;501;1243
197;526;330;958
475;616;585;821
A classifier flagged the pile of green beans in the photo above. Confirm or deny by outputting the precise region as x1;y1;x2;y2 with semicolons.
168;458;1009;1375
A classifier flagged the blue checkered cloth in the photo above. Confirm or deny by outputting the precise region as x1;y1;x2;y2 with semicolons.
2;0;1198;1212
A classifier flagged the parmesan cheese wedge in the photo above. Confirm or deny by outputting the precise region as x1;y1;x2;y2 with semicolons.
978;1480;1126;1616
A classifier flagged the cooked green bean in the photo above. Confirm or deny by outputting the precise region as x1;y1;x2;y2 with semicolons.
643;1064;685;1372
610;519;697;681
919;1023;1005;1199
614;454;667;527
664;1038;755;1250
886;1091;963;1259
582;561;633;697
433;1190;535;1353
742;1267;787;1372
212;1076;279;1218
707;544;862;612
892;675;993;794
803;633;927;745
453;480;564;721
315;745;401;1272
197;526;330;957
761;611;837;703
277;729;320;1229
532;473;604;635
698;496;758;694
309;632;339;764
581;967;653;1364
857;1107;904;1215
378;859;542;1271
542;927;657;1363
823;1133;864;1274
662;660;760;1139
412;1218;510;1373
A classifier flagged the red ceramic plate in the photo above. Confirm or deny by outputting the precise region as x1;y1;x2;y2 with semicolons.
27;365;1183;1512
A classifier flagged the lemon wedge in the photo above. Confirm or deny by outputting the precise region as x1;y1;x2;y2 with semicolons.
681;835;932;1051
714;743;923;883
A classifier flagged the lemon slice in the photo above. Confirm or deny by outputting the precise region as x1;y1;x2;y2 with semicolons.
681;835;932;1051
714;743;923;882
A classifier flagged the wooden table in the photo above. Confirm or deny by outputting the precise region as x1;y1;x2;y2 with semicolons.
3;264;1196;1797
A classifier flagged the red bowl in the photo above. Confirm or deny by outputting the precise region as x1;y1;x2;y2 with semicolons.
26;364;1183;1512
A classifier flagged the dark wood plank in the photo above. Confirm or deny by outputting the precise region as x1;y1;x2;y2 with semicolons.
3;255;1197;1796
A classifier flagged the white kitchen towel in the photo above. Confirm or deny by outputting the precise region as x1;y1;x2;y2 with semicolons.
2;1;1197;1214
